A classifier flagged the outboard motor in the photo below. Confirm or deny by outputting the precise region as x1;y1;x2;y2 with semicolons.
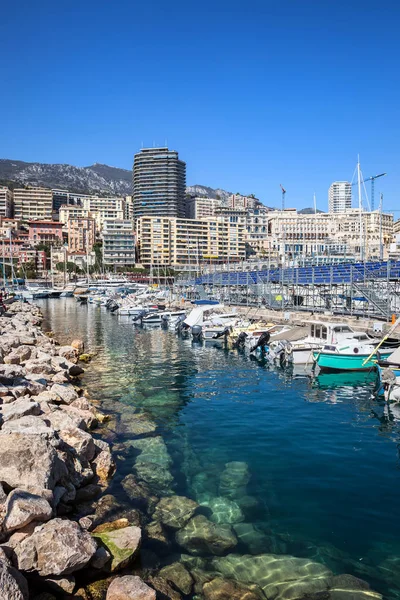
191;325;203;342
234;331;248;349
213;326;231;340
110;302;119;313
176;319;190;337
161;314;169;329
250;331;271;354
132;310;146;326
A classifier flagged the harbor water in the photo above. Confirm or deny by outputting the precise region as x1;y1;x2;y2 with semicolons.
40;298;400;598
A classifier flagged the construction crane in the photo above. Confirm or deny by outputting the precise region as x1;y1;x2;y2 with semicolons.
280;184;286;211
351;173;386;211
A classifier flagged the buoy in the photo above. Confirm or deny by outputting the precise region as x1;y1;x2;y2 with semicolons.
392;314;397;325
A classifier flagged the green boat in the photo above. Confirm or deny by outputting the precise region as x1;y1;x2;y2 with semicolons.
313;341;393;373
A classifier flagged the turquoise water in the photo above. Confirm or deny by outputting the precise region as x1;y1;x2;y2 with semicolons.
40;299;400;598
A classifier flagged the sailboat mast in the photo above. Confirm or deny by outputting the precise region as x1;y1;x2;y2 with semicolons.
357;156;363;261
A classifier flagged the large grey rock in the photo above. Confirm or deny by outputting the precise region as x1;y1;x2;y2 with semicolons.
43;407;84;431
2;416;51;434
3;488;53;532
92;525;141;572
0;432;68;491
106;575;156;600
14;518;97;575
51;384;79;405
58;427;95;462
153;495;198;529
60;405;97;429
201;496;245;524
93;449;116;482
176;515;237;556
159;562;193;595
203;576;264;600
0;557;29;600
0;397;41;422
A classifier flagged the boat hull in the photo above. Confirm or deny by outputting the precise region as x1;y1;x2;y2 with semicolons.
313;350;393;372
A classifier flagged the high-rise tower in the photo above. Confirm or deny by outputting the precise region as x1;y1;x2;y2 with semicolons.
133;147;186;220
328;181;352;213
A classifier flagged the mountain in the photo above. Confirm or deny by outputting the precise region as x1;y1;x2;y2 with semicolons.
186;184;232;202
298;207;324;214
0;159;132;196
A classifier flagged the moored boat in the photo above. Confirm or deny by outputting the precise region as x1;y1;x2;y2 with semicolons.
313;340;393;372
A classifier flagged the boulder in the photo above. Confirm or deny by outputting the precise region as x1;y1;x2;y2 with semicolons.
144;520;170;552
69;364;85;377
106;576;156;600
176;515;238;556
14;518;97;575
60;405;97;429
145;576;182;600
0;432;68;491
219;462;251;500
0;556;29;600
153;495;198;529
44;574;76;594
211;553;334;599
120;413;157;436
121;474;159;514
0;397;41;422
93;449;116;482
43;407;84;431
92;525;141;572
202;496;244;524
1;416;52;434
3;489;53;533
159;562;193;595
4;352;21;365
203;577;264;600
59;427;96;462
51;384;79;405
71;339;85;353
58;346;78;362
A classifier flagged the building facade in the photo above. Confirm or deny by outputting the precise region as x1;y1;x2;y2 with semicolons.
14;187;53;221
137;216;245;268
186;196;222;219
28;221;64;245
328;182;352;213
228;194;260;210
102;220;136;267
0;187;13;218
133;147;186;220
67;217;96;253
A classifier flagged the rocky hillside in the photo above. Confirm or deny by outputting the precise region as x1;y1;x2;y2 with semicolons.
186;184;232;202
0;159;132;196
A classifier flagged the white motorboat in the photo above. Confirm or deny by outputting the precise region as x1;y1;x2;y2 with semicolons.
142;310;186;326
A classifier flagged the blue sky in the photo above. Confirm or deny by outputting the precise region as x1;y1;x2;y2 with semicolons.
1;0;399;211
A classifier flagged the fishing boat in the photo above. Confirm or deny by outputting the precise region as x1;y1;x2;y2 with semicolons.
312;340;393;372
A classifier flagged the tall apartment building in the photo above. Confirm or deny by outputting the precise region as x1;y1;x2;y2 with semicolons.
59;196;126;230
137;216;245;268
133;147;186;220
14;187;53;221
328;182;352;213
186;196;222;219
68;217;96;253
0;187;13;218
102;220;136;267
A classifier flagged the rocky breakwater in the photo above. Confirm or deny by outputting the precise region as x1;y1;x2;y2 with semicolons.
0;301;147;599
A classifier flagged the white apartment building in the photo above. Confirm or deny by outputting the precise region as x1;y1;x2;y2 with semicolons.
186;196;222;219
59;205;89;224
328;181;352;213
0;187;13;218
59;196;126;230
228;194;260;210
137;216;246;268
13;187;53;221
102;220;136;267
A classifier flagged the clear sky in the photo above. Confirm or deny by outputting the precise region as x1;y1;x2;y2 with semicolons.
1;0;399;211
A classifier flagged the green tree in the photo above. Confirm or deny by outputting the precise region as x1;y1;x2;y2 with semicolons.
56;262;83;275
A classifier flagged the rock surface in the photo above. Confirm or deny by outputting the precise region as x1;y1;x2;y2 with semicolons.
3;488;53;533
106;575;156;600
0;557;29;600
176;515;238;556
92;525;141;572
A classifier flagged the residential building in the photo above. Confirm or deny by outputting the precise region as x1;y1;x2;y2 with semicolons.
137;216;245;268
102;220;136;267
13;187;53;221
0;187;13;218
186;196;222;219
214;205;271;257
0;218;23;237
52;189;91;213
124;196;134;220
59;205;89;225
67;217;96;253
28;221;64;245
133;147;186;220
18;249;47;275
228;194;260;210
328;182;352;213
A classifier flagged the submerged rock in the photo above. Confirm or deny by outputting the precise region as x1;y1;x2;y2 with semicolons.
92;525;141;572
176;515;238;556
153;495;198;529
120;474;159;514
106;575;156;600
210;553;334;599
218;462;251;500
202;496;244;525
203;576;264;600
159;562;194;595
